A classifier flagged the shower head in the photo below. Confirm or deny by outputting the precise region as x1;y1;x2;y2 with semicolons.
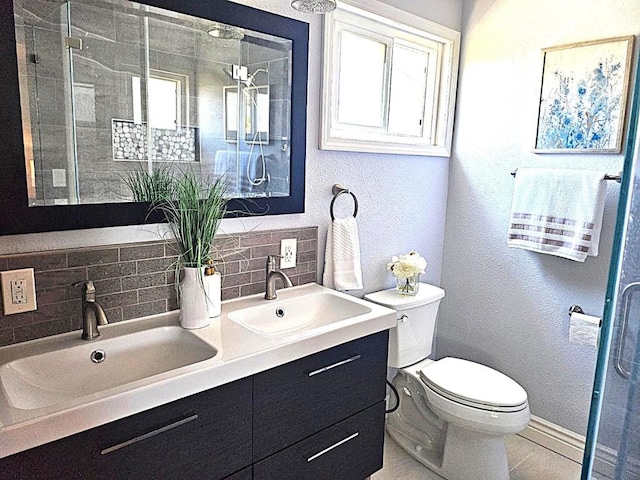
208;22;244;40
291;0;336;14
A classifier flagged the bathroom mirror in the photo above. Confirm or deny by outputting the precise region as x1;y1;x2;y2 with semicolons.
0;0;308;234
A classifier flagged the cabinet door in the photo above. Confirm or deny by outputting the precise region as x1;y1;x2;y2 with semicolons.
253;330;388;461
1;377;252;480
254;401;385;480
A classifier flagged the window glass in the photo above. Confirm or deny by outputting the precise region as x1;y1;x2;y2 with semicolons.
337;30;387;128
148;77;179;130
388;43;430;137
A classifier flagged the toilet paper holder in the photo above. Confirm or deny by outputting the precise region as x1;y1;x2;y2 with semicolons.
569;305;584;316
568;305;602;348
569;305;601;325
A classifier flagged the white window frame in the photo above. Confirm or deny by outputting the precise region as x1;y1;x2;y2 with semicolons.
320;0;460;157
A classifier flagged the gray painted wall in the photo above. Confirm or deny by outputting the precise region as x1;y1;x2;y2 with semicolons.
437;0;640;436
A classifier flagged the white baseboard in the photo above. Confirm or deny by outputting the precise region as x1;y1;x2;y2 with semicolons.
518;415;586;464
519;416;640;479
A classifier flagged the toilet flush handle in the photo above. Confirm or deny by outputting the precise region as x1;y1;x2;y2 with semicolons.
398;314;408;323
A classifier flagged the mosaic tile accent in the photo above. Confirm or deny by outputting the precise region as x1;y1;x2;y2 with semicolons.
112;120;199;162
0;227;318;346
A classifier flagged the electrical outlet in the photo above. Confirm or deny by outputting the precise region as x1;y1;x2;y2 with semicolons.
1;268;37;315
280;238;297;269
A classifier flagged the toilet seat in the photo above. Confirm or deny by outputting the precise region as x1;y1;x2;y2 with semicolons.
419;357;528;413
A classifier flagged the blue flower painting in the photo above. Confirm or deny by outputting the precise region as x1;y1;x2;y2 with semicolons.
535;37;632;152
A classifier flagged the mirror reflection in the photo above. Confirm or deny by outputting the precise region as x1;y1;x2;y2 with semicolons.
14;0;292;206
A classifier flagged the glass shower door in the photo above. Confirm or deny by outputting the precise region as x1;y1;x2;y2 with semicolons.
582;56;640;479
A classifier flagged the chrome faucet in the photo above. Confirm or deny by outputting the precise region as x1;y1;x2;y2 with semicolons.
265;255;293;300
81;281;108;340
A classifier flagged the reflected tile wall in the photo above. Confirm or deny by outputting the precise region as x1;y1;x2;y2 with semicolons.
0;226;318;346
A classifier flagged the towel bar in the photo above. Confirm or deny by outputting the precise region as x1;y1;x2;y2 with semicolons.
510;170;621;183
330;184;358;221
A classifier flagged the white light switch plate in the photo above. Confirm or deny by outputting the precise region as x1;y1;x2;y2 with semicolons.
52;169;67;187
1;268;37;315
280;239;297;269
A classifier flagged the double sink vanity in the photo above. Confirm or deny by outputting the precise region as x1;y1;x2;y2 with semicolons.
0;283;396;479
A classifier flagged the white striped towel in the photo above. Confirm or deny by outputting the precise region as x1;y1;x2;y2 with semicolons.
507;168;607;262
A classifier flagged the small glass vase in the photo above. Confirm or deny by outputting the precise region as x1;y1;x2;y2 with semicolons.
396;274;420;296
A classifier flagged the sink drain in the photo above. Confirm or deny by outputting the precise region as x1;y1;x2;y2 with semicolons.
91;349;106;363
275;308;285;318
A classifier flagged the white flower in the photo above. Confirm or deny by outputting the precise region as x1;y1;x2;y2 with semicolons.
387;250;427;279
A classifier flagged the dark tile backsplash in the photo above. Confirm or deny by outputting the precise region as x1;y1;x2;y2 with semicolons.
0;227;318;346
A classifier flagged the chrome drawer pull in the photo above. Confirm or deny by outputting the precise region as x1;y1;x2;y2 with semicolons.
307;354;361;377
306;432;359;462
101;414;199;455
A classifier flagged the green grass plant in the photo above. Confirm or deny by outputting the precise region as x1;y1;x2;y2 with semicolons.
152;172;228;268
122;165;176;203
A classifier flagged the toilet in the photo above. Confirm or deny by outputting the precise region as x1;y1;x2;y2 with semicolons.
365;284;530;480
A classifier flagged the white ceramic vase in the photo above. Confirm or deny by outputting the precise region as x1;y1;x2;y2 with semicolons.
179;266;210;329
205;271;221;318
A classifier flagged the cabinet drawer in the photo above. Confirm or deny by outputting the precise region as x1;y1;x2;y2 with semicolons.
1;377;252;480
253;330;388;460
254;401;385;480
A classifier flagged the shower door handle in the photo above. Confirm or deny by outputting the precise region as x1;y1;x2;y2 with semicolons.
614;282;640;379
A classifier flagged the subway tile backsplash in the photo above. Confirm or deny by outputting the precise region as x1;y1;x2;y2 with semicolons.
0;227;318;346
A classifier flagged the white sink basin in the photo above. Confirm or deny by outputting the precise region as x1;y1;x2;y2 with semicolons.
228;290;372;336
0;325;217;410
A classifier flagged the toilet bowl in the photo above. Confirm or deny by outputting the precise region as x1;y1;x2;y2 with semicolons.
365;284;530;480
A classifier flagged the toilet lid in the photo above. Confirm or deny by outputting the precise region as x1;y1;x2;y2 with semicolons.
419;357;528;411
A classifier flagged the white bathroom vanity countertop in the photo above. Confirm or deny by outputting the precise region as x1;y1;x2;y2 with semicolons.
0;283;396;458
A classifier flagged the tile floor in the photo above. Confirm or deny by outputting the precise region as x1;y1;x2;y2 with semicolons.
372;433;582;480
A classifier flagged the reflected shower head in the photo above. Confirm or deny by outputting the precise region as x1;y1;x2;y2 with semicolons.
207;22;244;40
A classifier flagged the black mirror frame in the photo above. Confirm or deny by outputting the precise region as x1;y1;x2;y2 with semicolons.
0;0;308;235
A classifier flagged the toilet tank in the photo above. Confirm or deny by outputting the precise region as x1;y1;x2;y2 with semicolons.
364;283;445;368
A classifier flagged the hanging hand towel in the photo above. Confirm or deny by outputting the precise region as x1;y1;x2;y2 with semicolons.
323;217;364;291
507;168;607;262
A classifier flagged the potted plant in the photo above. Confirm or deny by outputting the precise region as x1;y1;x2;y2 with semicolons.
152;171;228;329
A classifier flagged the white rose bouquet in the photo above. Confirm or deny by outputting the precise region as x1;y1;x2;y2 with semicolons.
387;251;427;295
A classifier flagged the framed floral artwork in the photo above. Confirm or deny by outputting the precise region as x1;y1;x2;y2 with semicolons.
534;36;635;153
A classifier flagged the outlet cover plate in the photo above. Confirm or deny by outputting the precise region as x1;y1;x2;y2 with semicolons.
280;238;297;269
1;268;37;315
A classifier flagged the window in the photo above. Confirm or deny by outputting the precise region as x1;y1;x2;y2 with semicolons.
148;76;180;130
132;72;184;130
320;0;460;156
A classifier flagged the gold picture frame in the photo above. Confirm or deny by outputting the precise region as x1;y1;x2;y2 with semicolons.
534;36;635;154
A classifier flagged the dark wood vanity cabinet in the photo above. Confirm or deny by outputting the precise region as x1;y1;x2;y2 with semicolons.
1;377;253;480
253;330;389;461
1;331;389;480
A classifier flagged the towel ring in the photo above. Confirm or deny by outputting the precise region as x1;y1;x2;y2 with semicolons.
330;184;358;221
